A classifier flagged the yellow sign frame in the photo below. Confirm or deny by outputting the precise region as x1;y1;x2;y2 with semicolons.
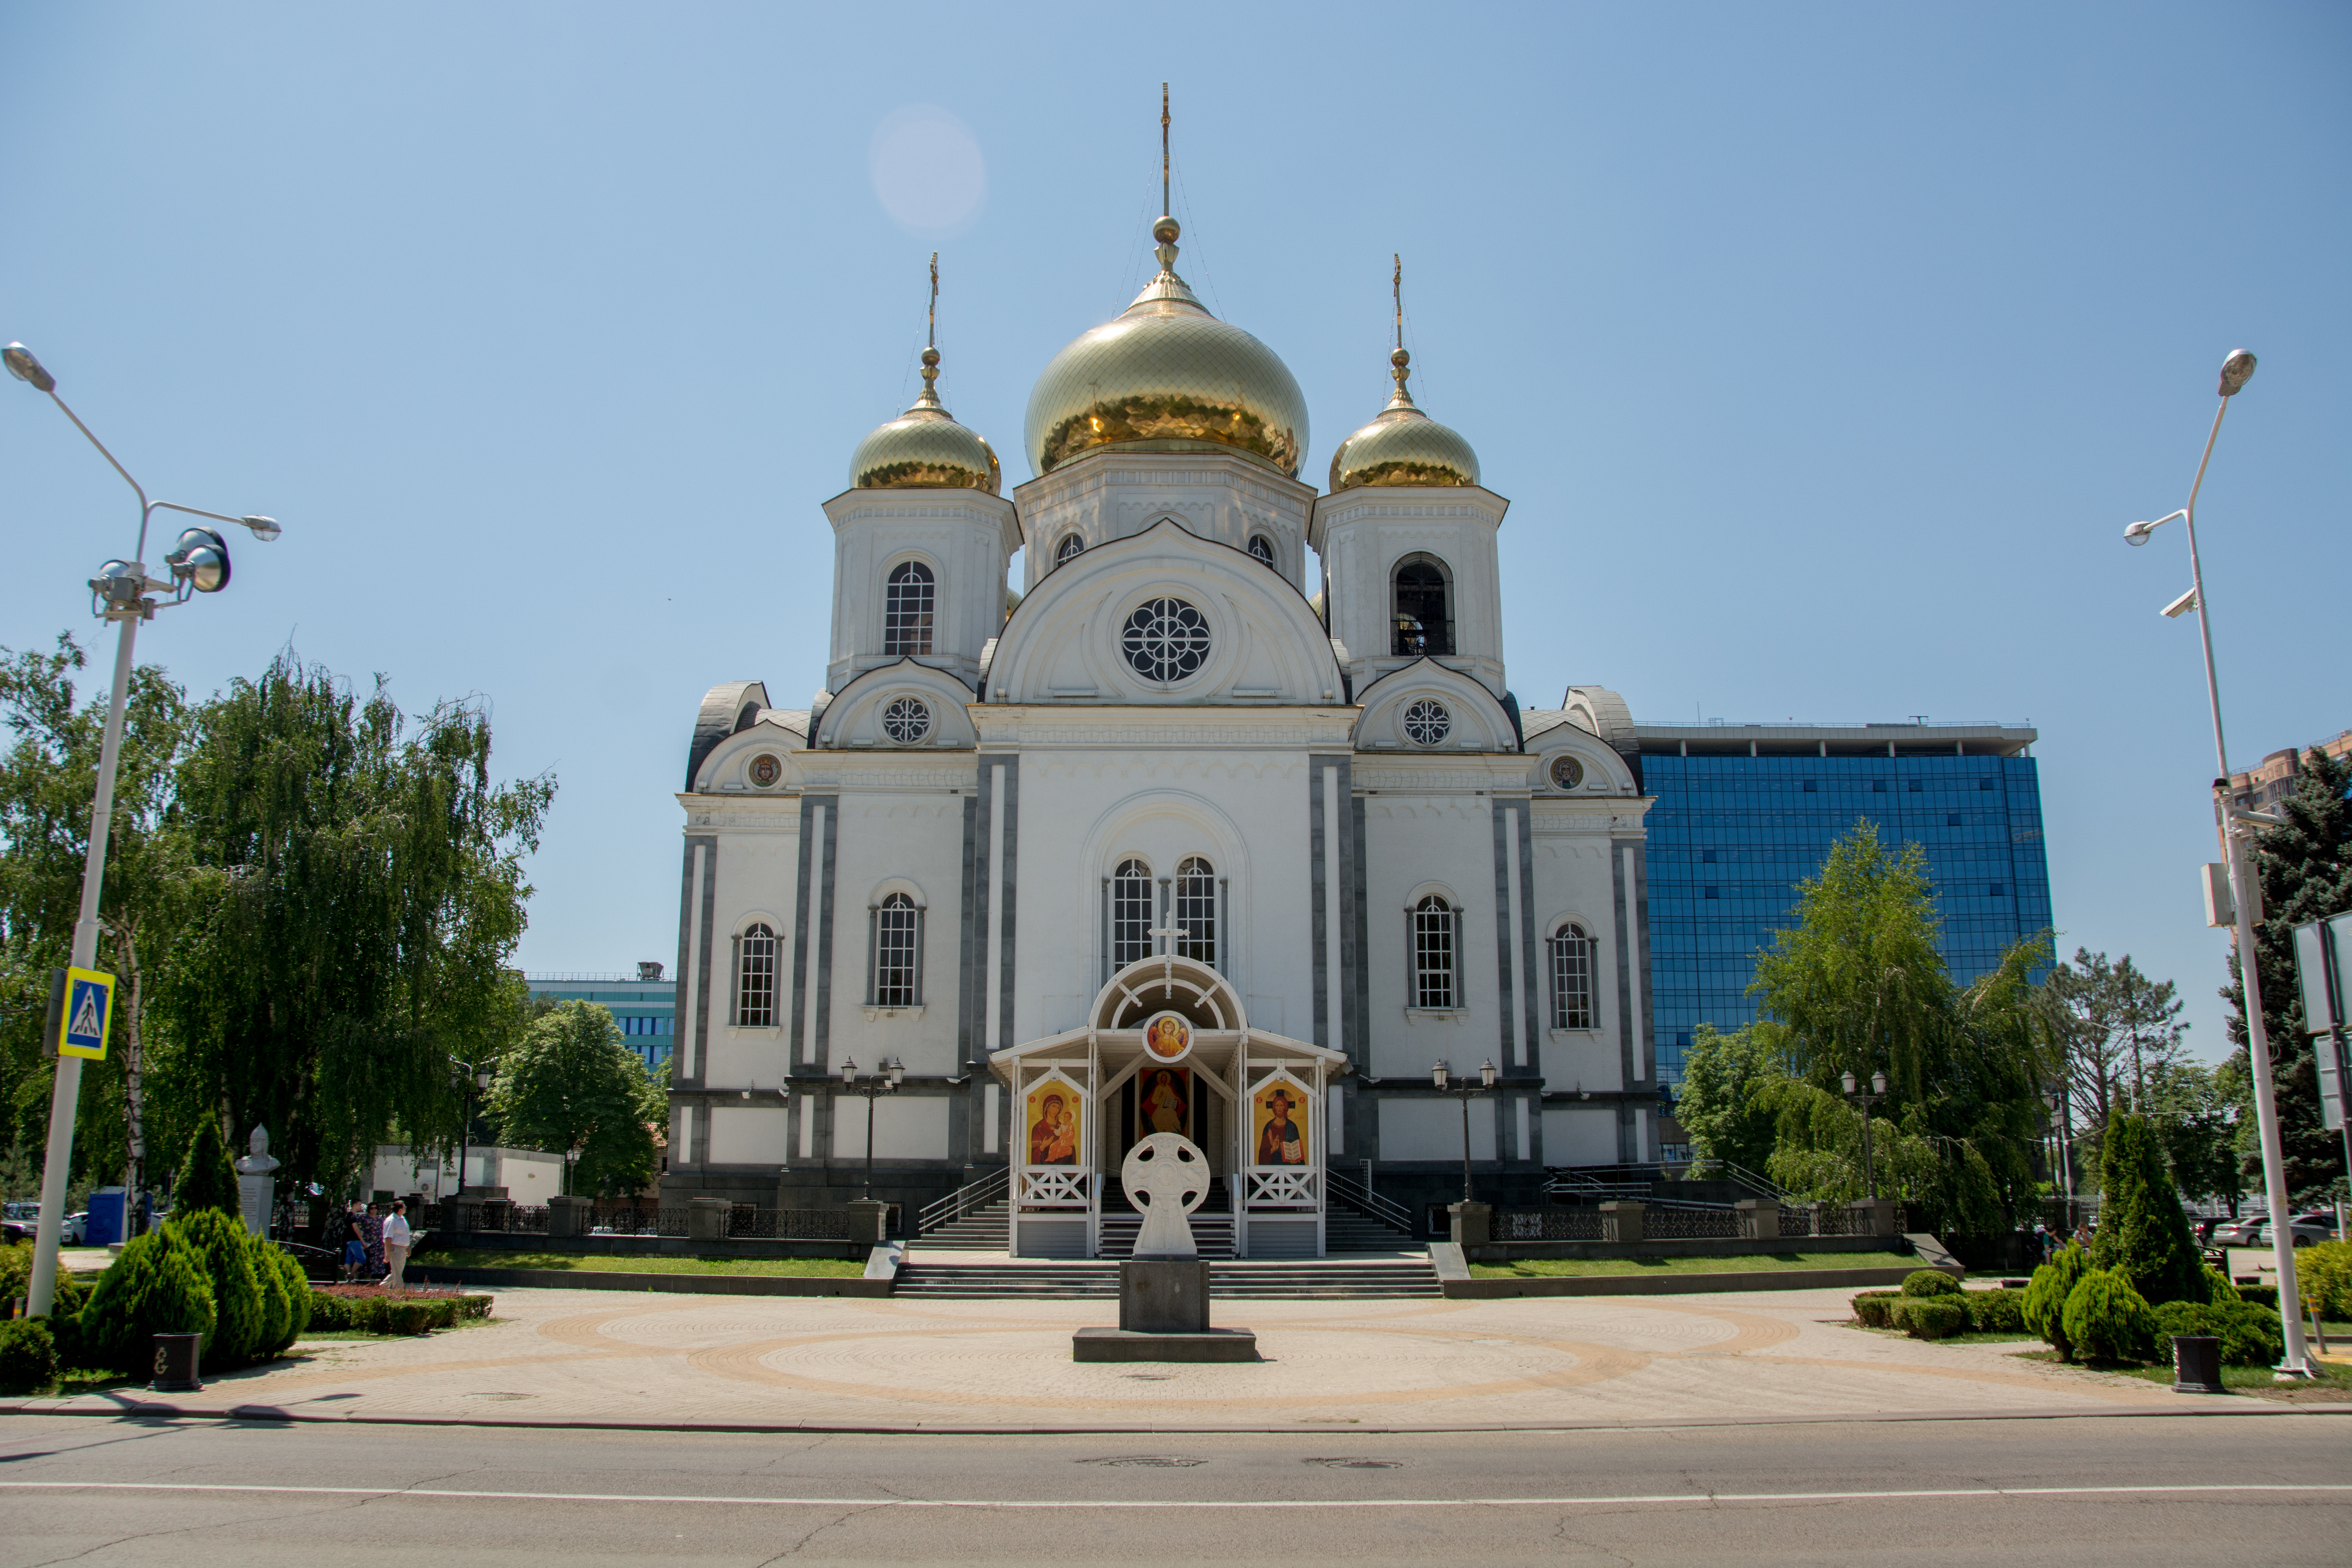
55;966;115;1061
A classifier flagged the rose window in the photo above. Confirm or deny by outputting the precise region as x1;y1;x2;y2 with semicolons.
1402;699;1451;747
881;696;931;744
1121;597;1212;684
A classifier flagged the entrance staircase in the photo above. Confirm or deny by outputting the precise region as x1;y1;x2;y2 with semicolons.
894;1258;1442;1300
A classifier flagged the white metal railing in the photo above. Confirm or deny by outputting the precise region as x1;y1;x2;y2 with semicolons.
1326;1168;1413;1232
918;1166;1007;1233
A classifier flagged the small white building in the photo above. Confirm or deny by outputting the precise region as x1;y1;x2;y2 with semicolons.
370;1145;565;1205
663;210;1656;1252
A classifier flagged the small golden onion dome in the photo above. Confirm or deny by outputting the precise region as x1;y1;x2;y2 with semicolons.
1024;216;1308;479
1327;346;1480;492
850;346;1002;493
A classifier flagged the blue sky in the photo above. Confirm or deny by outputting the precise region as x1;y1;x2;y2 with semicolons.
2;3;2345;1060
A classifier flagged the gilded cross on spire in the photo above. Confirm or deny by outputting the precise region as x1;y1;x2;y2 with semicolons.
1389;253;1416;408
915;251;943;409
1161;82;1171;217
1150;84;1182;274
927;251;938;349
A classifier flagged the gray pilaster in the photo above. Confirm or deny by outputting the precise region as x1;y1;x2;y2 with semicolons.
1517;800;1540;1058
957;792;979;1070
1490;801;1516;1066
814;795;839;1072
996;754;1019;1052
1613;843;1636;1098
1310;756;1329;1049
676;834;715;1091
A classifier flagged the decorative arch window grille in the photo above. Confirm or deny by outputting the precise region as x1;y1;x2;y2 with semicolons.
1174;856;1217;966
1120;596;1211;684
1247;534;1274;565
1402;699;1451;747
869;893;923;1007
881;695;931;744
1055;533;1084;567
1392;558;1454;656
1550;923;1594;1029
1412;896;1457;1009
734;922;778;1027
883;561;935;656
1111;859;1153;968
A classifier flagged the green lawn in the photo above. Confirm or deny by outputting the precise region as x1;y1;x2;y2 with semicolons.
1470;1250;1913;1278
412;1248;867;1278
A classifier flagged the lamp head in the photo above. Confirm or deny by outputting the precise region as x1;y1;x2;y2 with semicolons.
476;1068;494;1090
886;1058;903;1087
2123;520;2156;546
2218;349;2256;397
840;1056;858;1086
1872;1071;1888;1096
240;515;282;542
1479;1059;1497;1089
167;526;231;593
1842;1070;1858;1096
3;343;55;393
1431;1061;1449;1091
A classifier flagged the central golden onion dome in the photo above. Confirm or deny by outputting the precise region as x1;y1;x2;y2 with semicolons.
1024;215;1308;479
849;342;1001;493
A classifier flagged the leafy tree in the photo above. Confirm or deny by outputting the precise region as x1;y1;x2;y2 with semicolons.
154;651;553;1202
0;634;192;1204
173;1117;240;1216
2148;1059;2243;1213
2089;1112;2204;1305
487;1000;665;1197
1749;821;2055;1230
1673;1023;1789;1176
2040;948;2189;1173
2222;745;2352;1205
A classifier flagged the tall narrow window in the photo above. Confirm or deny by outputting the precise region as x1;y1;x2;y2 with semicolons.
1550;924;1594;1029
1247;534;1274;565
736;922;777;1027
872;894;921;1007
1412;896;1456;1009
1112;859;1153;968
1392;558;1454;656
1174;856;1216;965
883;560;935;655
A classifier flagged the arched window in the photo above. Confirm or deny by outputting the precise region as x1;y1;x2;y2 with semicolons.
1174;856;1217;966
1412;896;1457;1009
870;893;922;1008
1247;534;1274;565
1550;923;1594;1029
1055;533;1084;567
884;561;934;656
1111;859;1153;968
734;922;778;1027
1392;558;1454;657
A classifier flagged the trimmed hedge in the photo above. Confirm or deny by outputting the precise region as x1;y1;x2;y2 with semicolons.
1901;1269;1960;1298
1960;1287;2026;1335
2062;1267;2158;1363
2024;1244;2093;1361
305;1291;493;1335
0;1318;58;1395
2153;1298;2284;1367
1890;1298;1967;1339
1851;1291;1899;1328
2297;1241;2352;1321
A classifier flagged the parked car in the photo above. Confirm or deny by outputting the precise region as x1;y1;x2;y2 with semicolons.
60;1211;88;1245
2209;1215;2267;1247
2238;1214;2336;1248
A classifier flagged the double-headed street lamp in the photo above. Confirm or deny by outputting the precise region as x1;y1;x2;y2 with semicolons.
2121;347;2313;1379
1431;1059;1497;1203
7;343;281;1320
1841;1070;1888;1201
451;1060;496;1201
840;1056;903;1200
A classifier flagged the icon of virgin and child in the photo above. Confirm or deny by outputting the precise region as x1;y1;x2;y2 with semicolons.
1026;1088;1079;1166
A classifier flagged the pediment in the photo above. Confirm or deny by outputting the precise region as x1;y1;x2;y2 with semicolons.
811;658;978;751
1351;659;1522;752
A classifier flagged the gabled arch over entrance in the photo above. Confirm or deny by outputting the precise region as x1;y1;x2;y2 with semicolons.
1089;953;1247;1033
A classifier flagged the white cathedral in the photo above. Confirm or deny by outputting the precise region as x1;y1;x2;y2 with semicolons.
665;206;1659;1258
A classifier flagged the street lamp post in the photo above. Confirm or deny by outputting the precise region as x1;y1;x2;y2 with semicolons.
6;344;280;1320
452;1061;495;1202
1431;1059;1497;1203
1841;1070;1888;1201
2121;347;2313;1378
840;1056;903;1200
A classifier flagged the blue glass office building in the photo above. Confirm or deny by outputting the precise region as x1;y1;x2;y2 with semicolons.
526;966;678;1070
1634;722;2052;1152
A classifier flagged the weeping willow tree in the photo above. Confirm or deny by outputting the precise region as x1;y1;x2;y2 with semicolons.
1748;821;2054;1232
154;652;553;1200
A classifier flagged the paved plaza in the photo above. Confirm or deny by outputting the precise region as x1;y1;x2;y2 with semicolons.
6;1282;2223;1432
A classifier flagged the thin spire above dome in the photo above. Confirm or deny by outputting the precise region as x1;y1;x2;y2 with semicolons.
1327;254;1481;493
849;252;1000;493
1130;83;1208;316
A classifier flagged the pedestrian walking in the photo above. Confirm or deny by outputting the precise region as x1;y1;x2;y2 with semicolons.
339;1202;366;1282
382;1200;412;1289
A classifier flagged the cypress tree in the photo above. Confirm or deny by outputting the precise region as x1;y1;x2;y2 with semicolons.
174;1118;240;1217
2089;1113;2204;1304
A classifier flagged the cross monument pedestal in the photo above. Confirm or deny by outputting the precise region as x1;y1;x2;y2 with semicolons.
1072;1131;1258;1363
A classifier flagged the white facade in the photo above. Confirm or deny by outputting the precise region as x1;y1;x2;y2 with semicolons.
664;226;1657;1248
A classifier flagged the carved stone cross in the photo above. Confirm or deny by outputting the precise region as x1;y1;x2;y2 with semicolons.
1146;921;1187;957
1122;1132;1208;1257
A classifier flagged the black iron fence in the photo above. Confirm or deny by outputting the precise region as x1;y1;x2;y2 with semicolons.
1645;1205;1741;1240
1494;1209;1606;1241
416;1202;881;1242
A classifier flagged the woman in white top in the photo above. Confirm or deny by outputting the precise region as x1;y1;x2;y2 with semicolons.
381;1200;413;1289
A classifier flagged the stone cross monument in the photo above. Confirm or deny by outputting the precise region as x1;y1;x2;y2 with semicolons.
1122;1133;1208;1257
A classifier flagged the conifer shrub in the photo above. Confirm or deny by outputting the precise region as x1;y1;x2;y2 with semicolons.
2153;1299;2284;1367
175;1119;242;1218
1961;1288;2026;1334
76;1229;216;1377
2203;1265;2241;1305
248;1234;292;1360
1850;1291;1899;1328
2062;1267;2158;1362
0;1318;58;1395
164;1209;264;1369
2296;1241;2352;1321
2088;1114;2203;1305
1901;1269;1960;1298
266;1246;310;1350
2023;1243;2093;1361
0;1240;29;1305
1890;1298;1967;1339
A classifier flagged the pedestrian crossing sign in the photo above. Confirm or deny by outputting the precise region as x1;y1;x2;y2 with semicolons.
54;966;115;1061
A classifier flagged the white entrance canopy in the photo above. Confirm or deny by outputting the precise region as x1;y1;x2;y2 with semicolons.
988;953;1350;1259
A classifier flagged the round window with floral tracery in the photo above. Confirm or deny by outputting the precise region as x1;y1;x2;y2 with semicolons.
881;696;931;744
1403;699;1452;747
1121;597;1212;684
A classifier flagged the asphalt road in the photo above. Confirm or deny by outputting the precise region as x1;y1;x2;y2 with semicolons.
0;1410;2346;1566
